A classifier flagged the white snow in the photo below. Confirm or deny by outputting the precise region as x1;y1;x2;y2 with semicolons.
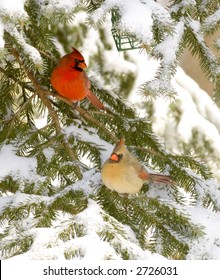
0;0;27;16
116;0;153;44
0;0;27;49
0;0;43;68
204;9;220;30
0;145;38;180
91;0;173;48
187;207;220;259
91;0;153;44
155;21;184;64
5;25;43;67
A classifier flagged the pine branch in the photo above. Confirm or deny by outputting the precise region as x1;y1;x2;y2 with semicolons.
8;92;36;122
0;66;35;93
44;89;118;143
0;234;33;259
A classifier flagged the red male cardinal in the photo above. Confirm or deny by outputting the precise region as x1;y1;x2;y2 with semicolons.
101;138;172;194
51;47;105;110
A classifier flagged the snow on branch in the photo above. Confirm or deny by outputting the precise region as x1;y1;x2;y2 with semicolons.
203;9;220;33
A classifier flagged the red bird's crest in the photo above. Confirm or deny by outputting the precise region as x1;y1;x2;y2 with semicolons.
71;47;84;60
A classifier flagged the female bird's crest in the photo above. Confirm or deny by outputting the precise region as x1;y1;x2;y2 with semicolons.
112;138;126;155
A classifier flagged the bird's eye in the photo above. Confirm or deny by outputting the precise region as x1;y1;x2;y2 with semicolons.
118;154;123;160
75;59;84;64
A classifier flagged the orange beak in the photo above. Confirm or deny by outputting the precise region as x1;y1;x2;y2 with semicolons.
78;61;87;69
110;153;119;161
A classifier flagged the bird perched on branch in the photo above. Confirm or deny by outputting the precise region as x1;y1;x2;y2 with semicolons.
101;138;172;194
51;47;105;110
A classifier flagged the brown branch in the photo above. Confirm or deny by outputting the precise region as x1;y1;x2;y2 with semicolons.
75;107;118;143
45;90;118;143
38;50;58;63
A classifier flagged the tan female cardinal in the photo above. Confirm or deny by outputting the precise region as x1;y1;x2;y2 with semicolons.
51;48;105;110
101;138;172;194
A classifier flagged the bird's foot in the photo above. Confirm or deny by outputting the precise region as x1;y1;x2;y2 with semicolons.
72;101;79;109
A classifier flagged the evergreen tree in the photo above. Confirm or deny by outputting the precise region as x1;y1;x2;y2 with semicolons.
0;0;220;260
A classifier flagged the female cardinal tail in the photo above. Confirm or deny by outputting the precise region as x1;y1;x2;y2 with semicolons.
149;174;172;185
87;91;105;110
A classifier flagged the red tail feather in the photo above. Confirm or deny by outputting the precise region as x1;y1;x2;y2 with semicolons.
87;91;105;110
